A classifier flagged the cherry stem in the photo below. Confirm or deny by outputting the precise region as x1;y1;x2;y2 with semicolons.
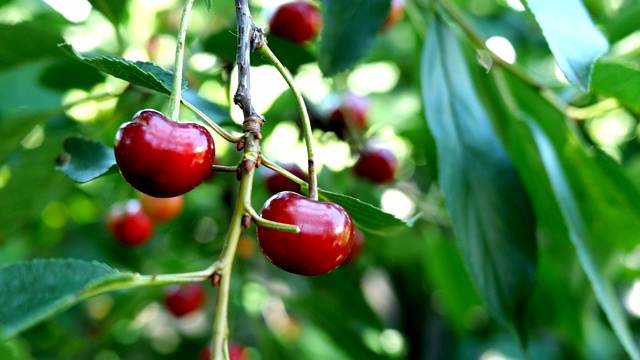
258;44;318;201
244;203;300;233
260;155;307;187
78;261;222;300
167;0;195;122
182;98;243;142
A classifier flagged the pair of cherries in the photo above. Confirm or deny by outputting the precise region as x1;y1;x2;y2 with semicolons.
114;109;355;276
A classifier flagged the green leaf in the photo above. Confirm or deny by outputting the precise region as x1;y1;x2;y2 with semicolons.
318;189;413;236
87;0;127;28
0;23;66;70
421;17;537;340
591;61;640;113
202;28;315;71
0;259;134;340
204;0;211;11
501;71;640;360
523;0;608;92
318;0;390;76
58;43;186;95
57;136;118;183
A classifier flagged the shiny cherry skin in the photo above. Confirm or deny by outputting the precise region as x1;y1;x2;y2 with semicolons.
269;1;322;44
139;193;184;223
354;147;397;184
381;0;405;31
257;191;354;276
114;109;215;198
265;163;307;195
328;93;370;134
343;228;365;264
164;283;206;317
106;200;154;246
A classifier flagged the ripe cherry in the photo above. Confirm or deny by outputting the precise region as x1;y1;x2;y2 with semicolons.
257;191;354;276
106;200;154;246
264;163;306;195
114;109;215;198
328;93;370;135
269;1;322;44
381;0;405;31
344;228;365;264
164;283;206;317
139;193;184;223
354;147;397;184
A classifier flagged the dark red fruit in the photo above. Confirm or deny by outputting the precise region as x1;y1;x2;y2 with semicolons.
114;109;215;198
106;200;154;246
139;193;184;223
199;343;248;360
354;147;397;184
257;191;354;276
381;0;405;30
164;283;206;317
265;163;306;195
344;228;364;263
269;1;322;44
328;93;370;134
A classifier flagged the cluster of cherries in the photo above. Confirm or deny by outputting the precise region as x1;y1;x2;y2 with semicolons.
108;0;404;276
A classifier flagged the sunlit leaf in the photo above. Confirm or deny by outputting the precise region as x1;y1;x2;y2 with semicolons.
421;17;537;341
591;61;640;113
524;0;608;92
58;43;186;95
501;71;640;360
0;259;134;340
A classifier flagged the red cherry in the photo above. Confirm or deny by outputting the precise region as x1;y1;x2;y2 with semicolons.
381;0;405;31
106;200;154;246
164;283;206;317
328;93;370;134
344;228;365;263
354;147;397;184
114;109;215;198
265;163;307;195
139;193;184;223
269;1;322;44
257;191;354;276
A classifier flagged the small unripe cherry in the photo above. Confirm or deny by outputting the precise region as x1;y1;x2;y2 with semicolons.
269;1;322;44
164;283;206;317
139;193;184;223
106;200;154;246
354;147;397;184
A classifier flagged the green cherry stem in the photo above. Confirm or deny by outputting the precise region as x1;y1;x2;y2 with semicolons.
167;0;195;122
260;155;307;187
210;145;256;360
182;98;243;143
258;44;318;201
245;202;300;233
